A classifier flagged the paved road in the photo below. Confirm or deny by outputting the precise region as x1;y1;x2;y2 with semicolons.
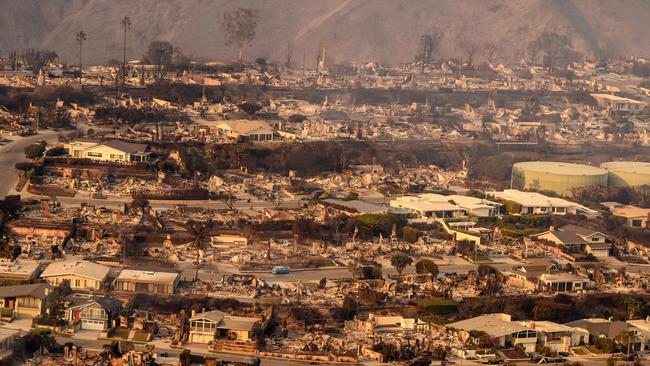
56;196;307;210
0;130;59;199
56;335;344;366
177;256;482;283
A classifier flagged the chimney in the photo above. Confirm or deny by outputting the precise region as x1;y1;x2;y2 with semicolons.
549;225;555;232
44;287;49;296
191;309;196;317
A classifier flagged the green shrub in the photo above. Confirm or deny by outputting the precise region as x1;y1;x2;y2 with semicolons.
24;144;45;160
503;200;522;214
402;226;422;243
45;146;67;157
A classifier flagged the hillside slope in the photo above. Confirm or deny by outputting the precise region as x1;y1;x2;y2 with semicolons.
1;0;649;65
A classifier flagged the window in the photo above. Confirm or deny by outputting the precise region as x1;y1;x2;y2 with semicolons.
86;152;102;157
632;219;642;227
109;154;123;160
17;297;39;308
75;279;81;287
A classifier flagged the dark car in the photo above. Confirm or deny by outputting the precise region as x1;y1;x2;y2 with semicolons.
624;353;640;361
484;357;504;364
408;356;432;366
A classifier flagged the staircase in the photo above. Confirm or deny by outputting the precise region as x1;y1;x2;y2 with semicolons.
209;339;258;354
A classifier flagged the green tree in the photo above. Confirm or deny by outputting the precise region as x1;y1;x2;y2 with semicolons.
360;265;382;279
76;30;87;84
45;281;73;325
45;146;67;156
120;16;132;88
625;297;643;320
478;264;504;296
390;253;413;275
30;328;58;355
24;143;45;160
402;226;422;243
130;195;149;212
415;259;439;278
185;220;212;281
595;338;617;354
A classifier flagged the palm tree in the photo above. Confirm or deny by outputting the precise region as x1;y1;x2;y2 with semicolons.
186;220;211;282
75;30;87;84
120;16;132;88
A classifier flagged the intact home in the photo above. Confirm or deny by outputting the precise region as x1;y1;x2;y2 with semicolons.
564;318;628;344
607;203;650;228
516;321;589;353
0;261;41;284
0;283;52;321
189;309;263;344
538;273;590;293
449;313;589;354
448;313;538;352
65;293;122;331
198;119;274;142
40;260;110;291
116;269;179;295
67;139;151;163
506;258;560;291
488;190;582;215
533;224;609;256
591;94;647;114
390;195;466;219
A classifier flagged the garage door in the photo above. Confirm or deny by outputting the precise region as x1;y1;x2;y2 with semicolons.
82;319;105;330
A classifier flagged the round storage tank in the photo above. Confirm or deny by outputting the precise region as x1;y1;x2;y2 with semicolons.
512;161;609;196
600;161;650;187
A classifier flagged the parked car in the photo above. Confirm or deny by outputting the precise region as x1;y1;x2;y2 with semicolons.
408;356;432;366
624;353;640;361
271;266;291;274
483;357;503;364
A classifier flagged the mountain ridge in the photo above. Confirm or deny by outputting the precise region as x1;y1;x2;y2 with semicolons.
1;0;649;65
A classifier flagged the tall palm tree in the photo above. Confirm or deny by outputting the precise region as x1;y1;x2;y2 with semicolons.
186;220;212;282
75;30;87;84
120;16;131;88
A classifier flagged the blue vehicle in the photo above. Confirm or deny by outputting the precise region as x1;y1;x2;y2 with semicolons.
271;266;291;274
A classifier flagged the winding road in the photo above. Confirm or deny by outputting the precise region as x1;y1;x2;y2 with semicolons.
0;130;60;199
